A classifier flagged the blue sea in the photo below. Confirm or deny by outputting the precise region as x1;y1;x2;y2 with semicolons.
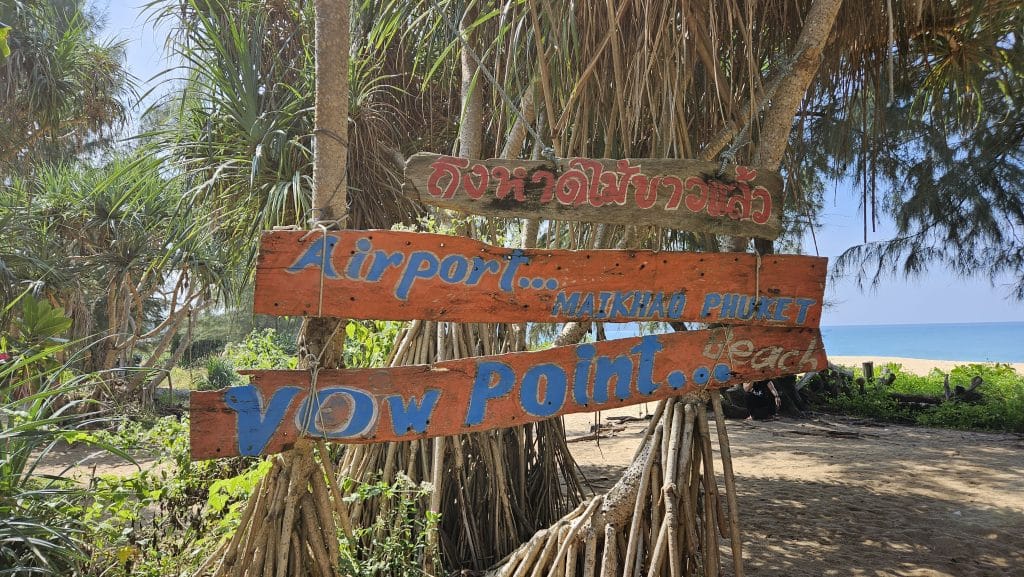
821;321;1024;363
602;321;1024;363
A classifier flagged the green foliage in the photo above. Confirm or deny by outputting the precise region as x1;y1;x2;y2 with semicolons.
78;419;439;577
2;154;225;376
223;328;298;370
938;364;1024;432
339;474;440;577
0;0;131;173
822;363;1024;432
199;356;243;391
12;294;72;342
915;400;1016;431
192;328;302;390
180;337;228;367
193;329;300;390
1;375;88;574
825;385;916;424
3;293;74;388
83;416;261;576
185;305;302;357
344;320;401;368
0;24;10;59
206;459;272;515
0;296;121;576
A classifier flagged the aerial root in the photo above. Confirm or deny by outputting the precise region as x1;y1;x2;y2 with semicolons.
487;395;744;577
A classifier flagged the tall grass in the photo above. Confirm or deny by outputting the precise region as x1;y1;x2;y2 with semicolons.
0;345;131;574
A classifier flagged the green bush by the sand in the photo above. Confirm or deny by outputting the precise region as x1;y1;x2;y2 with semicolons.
80;416;437;576
824;363;1024;432
194;329;298;391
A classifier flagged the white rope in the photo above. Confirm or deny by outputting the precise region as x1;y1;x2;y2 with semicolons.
298;215;348;317
754;251;762;316
300;319;345;439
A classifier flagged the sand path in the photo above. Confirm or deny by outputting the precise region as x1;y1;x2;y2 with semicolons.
565;407;1024;577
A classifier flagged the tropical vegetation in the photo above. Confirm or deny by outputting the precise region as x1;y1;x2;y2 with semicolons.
1;0;1023;574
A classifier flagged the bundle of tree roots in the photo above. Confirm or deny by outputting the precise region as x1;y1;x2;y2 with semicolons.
488;392;744;577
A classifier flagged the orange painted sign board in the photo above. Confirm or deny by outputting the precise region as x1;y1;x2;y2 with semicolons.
404;154;784;239
253;230;826;327
190;326;826;459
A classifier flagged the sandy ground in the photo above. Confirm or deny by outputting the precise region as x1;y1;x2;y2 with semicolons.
564;406;1024;577
829;355;1024;376
35;443;162;481
37;360;1024;577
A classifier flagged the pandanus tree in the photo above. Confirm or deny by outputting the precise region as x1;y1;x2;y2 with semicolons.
0;0;131;176
0;156;223;404
153;0;1024;575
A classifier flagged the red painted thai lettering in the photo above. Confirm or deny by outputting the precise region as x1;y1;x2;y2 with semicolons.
421;156;772;223
427;156;470;199
493;166;528;201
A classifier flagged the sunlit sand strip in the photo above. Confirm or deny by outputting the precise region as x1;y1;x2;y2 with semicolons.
829;355;1024;375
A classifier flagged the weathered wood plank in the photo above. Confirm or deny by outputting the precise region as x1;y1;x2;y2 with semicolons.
253;229;826;326
403;153;784;239
190;326;827;459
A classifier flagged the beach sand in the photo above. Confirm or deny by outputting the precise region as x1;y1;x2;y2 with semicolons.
564;407;1024;577
829;355;1024;376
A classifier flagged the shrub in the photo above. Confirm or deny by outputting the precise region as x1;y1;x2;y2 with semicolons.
344;320;401;368
199;356;243;391
81;419;439;577
180;338;228;367
339;473;440;577
821;362;1024;432
223;328;298;370
1;294;118;575
83;416;261;576
1;361;95;575
825;386;916;424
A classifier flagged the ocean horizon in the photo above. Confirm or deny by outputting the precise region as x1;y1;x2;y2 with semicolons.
820;321;1024;363
600;320;1024;363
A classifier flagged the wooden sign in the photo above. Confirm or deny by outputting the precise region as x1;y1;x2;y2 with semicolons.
190;326;826;459
254;229;826;326
404;153;784;239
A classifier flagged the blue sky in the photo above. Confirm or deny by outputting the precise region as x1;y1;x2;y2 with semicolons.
96;2;1024;327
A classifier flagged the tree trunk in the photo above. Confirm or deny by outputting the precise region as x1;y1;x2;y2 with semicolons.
459;4;483;159
753;0;845;169
725;0;844;254
197;2;351;575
